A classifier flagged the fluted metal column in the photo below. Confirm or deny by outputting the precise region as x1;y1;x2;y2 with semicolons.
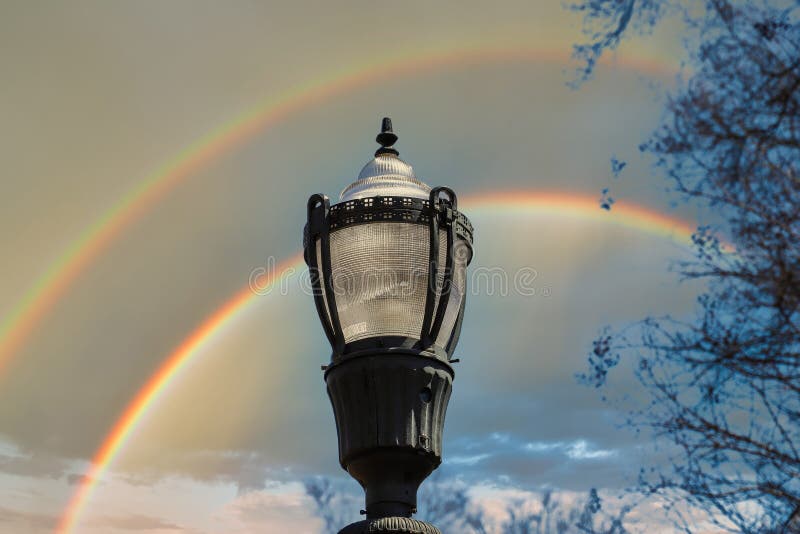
326;353;452;532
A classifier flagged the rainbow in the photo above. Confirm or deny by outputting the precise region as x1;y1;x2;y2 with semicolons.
0;46;675;375
55;252;303;534
467;192;696;241
56;192;698;533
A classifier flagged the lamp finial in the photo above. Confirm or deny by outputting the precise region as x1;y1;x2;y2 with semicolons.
375;117;399;157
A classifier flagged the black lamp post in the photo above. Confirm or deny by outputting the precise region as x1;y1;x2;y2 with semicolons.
303;118;474;533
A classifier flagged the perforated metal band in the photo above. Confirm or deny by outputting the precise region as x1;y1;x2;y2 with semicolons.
325;195;473;245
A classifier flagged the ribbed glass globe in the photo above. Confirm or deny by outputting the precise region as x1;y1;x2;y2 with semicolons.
327;224;446;343
315;155;462;348
310;151;467;351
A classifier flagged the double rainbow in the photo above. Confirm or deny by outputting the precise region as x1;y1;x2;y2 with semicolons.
0;46;673;376
55;191;697;533
0;44;680;533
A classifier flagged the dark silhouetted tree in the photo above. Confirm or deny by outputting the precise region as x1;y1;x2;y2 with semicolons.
573;1;800;532
304;476;361;533
306;476;632;533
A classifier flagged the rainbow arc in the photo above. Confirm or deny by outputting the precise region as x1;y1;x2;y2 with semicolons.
0;46;674;376
0;41;680;533
56;191;698;533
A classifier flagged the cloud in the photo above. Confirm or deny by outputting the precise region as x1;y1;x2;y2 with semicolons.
449;453;493;466
0;505;57;534
447;437;617;468
0;442;68;480
565;439;616;460
108;449;318;496
438;432;633;490
87;513;185;532
65;472;100;489
214;483;323;533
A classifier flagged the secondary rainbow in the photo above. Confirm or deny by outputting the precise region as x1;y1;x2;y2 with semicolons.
56;191;698;533
0;46;675;376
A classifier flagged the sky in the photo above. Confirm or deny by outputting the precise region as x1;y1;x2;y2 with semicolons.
0;2;718;533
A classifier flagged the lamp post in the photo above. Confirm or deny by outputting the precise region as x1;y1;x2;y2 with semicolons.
303;118;474;533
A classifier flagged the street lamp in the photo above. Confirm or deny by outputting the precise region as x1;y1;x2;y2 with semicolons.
303;118;474;533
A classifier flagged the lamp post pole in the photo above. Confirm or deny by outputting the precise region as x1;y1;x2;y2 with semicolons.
304;118;474;534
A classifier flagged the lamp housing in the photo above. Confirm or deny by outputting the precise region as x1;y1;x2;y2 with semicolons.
303;118;474;533
303;164;473;363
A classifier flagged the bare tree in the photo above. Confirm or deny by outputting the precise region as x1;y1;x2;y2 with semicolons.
304;476;361;534
572;1;800;532
306;476;632;533
417;474;483;531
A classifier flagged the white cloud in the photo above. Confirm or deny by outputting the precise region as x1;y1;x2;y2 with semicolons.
213;483;323;534
565;440;617;460
86;514;186;532
448;453;492;466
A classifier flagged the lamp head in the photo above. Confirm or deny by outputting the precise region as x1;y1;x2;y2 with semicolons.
304;118;473;362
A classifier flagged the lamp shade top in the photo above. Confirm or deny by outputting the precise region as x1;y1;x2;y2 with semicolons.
340;154;431;201
340;118;430;201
